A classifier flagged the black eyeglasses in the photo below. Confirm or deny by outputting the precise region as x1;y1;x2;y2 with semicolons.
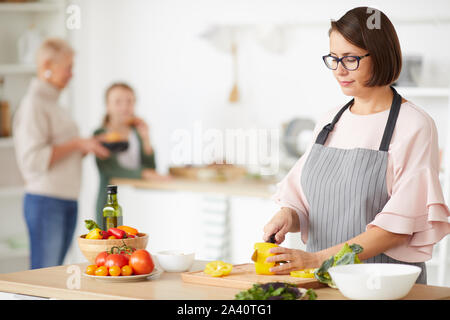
322;53;370;71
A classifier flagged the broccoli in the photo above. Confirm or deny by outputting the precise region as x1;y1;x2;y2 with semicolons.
314;243;363;288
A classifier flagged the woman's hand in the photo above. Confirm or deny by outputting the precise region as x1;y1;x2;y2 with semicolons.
77;137;110;159
141;168;173;182
263;207;299;244
265;246;319;274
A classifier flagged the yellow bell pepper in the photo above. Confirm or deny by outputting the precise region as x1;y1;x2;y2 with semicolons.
254;242;278;275
204;261;233;277
86;228;103;240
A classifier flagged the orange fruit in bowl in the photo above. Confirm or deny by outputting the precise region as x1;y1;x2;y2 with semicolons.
104;131;123;142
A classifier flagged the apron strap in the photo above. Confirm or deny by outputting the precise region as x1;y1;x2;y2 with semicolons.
315;86;403;151
379;86;402;151
315;98;354;145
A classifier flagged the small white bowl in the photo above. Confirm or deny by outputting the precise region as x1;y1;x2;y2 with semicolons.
328;263;421;300
154;250;195;272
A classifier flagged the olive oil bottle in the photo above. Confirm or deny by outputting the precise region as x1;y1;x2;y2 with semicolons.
102;185;123;229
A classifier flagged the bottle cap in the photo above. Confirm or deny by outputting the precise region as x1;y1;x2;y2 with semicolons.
107;185;118;194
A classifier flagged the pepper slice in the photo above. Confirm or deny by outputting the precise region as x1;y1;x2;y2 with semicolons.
204;261;233;277
290;268;316;278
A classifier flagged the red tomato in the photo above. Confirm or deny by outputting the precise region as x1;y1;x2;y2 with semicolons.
121;253;130;263
129;250;154;275
105;253;129;269
95;251;109;267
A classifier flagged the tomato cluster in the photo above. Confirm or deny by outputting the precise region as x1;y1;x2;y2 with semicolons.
86;246;154;277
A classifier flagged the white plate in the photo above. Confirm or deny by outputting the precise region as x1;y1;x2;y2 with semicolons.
82;267;163;282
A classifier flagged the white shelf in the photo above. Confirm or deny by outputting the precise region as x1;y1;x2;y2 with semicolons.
0;64;35;75
0;2;63;13
395;86;450;98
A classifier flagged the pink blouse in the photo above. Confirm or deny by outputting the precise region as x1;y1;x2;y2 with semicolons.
273;100;450;262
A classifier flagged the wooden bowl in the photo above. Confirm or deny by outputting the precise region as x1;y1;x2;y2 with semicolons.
77;233;149;264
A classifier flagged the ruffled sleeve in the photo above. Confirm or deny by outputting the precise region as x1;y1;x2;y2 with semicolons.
367;110;450;262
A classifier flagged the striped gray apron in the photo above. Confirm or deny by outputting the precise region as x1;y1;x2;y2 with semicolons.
301;86;426;284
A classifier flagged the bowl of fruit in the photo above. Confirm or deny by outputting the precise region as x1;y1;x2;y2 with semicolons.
100;131;129;153
77;220;148;264
84;246;161;282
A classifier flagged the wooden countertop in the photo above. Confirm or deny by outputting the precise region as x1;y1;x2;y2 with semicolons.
110;177;277;198
0;261;449;300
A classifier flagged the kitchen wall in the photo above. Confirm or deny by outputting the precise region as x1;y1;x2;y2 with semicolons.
61;0;450;283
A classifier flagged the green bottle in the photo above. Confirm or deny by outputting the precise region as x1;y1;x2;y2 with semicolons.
102;185;123;230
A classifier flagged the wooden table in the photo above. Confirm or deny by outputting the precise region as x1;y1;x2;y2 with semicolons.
0;261;449;300
110;177;277;199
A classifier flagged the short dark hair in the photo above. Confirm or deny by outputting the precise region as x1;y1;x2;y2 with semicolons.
329;7;402;87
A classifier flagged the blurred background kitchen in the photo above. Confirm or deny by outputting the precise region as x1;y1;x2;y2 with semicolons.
0;0;450;286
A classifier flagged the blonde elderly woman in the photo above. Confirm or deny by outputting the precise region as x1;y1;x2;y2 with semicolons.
13;38;110;269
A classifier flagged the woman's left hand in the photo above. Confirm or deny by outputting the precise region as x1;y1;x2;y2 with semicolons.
265;246;319;274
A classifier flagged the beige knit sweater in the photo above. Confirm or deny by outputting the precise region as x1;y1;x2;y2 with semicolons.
13;77;82;200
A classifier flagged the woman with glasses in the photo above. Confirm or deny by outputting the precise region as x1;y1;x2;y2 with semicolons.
262;7;450;284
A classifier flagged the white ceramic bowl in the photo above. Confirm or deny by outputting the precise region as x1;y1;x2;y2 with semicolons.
154;250;195;272
328;263;421;300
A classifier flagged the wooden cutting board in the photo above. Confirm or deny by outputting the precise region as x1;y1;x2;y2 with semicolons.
181;263;325;290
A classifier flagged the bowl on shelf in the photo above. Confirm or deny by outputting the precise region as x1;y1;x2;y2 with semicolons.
153;250;195;272
77;233;148;264
328;263;421;300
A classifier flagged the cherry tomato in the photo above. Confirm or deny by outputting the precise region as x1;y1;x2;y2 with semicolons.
129;249;154;275
95;266;108;276
95;251;109;267
105;253;129;269
109;265;121;276
85;265;97;276
121;265;133;276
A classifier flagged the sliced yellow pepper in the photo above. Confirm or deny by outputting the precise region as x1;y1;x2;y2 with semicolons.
254;242;278;275
204;261;233;277
290;268;316;278
86;228;103;239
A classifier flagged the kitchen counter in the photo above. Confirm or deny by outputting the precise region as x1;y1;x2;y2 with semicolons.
0;261;449;300
110;177;277;199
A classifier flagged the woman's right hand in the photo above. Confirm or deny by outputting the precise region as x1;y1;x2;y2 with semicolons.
263;207;299;244
77;137;110;159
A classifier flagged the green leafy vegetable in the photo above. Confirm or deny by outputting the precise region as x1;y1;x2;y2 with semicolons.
314;243;364;288
234;282;317;300
84;219;101;231
305;288;317;300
